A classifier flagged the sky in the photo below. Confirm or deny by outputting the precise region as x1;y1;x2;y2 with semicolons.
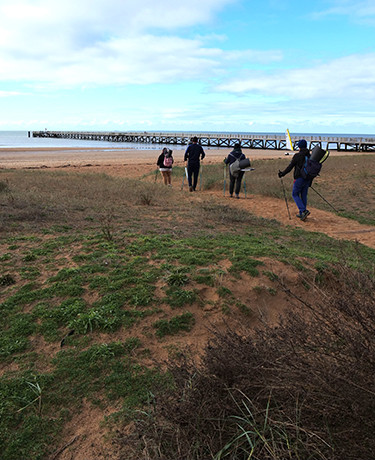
0;0;374;134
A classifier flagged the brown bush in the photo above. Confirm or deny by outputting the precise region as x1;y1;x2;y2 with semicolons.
125;264;375;459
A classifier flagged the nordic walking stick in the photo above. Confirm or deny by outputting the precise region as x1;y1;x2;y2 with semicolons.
244;173;247;198
310;186;338;213
280;177;291;220
181;166;188;191
223;164;227;196
154;168;158;182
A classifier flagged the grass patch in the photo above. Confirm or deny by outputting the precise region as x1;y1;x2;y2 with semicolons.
153;312;195;338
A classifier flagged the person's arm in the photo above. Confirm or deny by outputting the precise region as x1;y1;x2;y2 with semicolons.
279;154;298;177
201;146;205;160
184;146;189;162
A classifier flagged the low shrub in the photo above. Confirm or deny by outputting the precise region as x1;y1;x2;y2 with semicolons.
128;264;375;459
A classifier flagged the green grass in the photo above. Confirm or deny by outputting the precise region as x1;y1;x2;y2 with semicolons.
0;339;166;459
153;312;195;338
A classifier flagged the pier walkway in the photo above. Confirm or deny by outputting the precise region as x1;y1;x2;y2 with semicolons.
31;131;375;151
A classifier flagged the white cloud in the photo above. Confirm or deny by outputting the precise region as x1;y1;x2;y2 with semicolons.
0;91;25;97
311;0;375;24
0;0;283;87
216;53;375;104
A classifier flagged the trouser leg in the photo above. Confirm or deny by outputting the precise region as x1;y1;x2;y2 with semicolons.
235;171;244;195
192;164;200;190
229;173;235;195
292;178;309;213
187;164;194;187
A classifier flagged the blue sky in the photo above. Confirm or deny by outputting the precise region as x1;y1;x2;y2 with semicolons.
0;0;374;134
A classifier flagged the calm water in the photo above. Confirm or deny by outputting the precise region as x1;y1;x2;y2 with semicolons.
0;131;174;150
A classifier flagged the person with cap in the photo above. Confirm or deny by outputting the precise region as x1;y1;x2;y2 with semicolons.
184;136;205;192
278;139;311;221
224;142;246;198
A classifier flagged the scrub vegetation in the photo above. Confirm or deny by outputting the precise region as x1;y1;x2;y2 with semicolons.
0;158;375;459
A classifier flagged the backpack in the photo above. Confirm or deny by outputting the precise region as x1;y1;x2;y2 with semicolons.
229;159;241;177
300;145;329;181
300;156;321;181
163;154;173;167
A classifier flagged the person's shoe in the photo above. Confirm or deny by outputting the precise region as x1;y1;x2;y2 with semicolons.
230;194;233;198
296;213;301;218
300;210;310;221
189;186;193;192
235;195;240;199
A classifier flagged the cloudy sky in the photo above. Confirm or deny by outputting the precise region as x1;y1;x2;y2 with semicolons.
0;0;374;134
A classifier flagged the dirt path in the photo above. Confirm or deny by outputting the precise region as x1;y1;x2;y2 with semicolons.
205;191;375;249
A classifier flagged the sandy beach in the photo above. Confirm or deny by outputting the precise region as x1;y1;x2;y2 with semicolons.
0;146;372;170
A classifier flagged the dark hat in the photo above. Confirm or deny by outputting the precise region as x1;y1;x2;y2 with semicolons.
298;139;307;149
192;136;198;143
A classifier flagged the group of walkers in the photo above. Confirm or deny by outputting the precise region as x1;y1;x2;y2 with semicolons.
157;136;315;221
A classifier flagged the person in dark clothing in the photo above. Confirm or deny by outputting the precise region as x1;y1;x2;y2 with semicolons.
184;136;205;191
278;139;311;221
224;142;246;198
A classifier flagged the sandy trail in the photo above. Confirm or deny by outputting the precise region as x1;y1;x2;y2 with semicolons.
1;146;375;250
206;192;375;249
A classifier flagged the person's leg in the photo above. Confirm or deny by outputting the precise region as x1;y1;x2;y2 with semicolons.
192;164;200;190
292;178;307;214
235;171;244;196
161;171;168;185
166;170;172;185
187;164;193;189
229;173;235;196
301;180;309;209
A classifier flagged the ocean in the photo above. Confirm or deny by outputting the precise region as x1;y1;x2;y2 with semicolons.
0;130;170;150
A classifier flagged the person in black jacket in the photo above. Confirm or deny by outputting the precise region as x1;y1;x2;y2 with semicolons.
278;139;311;220
224;142;246;198
184;137;205;191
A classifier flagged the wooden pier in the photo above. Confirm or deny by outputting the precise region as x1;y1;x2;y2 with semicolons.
30;131;375;151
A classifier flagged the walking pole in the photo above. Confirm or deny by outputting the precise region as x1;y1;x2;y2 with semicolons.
181;166;189;190
310;186;338;213
223;164;227;196
280;177;291;220
154;168;158;182
243;172;247;198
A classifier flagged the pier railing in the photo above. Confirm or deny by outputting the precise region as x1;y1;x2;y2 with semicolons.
30;131;375;151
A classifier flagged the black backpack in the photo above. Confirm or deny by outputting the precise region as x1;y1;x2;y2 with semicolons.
300;145;329;181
